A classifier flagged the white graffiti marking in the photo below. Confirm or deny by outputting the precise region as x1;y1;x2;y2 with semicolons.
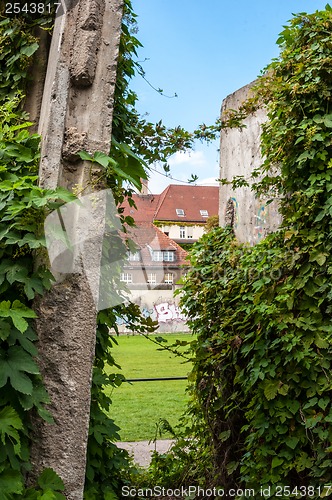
154;302;186;323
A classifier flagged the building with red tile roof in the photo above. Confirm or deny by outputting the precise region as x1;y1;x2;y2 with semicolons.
118;184;219;332
121;184;219;245
121;222;188;290
154;184;219;223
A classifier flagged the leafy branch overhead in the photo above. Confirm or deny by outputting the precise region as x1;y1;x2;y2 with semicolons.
111;1;221;187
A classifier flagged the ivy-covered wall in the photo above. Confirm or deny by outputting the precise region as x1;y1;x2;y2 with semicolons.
171;5;332;498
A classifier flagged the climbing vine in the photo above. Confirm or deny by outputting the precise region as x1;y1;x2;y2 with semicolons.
151;4;332;499
0;0;224;498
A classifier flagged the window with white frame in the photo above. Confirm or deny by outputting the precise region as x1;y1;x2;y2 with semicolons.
127;251;140;261
200;209;209;217
176;208;185;217
163;251;175;262
147;273;157;284
179;226;186;239
164;272;174;284
120;272;132;283
152;251;175;262
152;251;164;261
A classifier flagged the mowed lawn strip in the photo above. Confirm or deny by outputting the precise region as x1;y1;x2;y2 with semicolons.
105;333;192;442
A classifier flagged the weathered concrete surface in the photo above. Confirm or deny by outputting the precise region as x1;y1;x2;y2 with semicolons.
29;1;124;498
219;82;282;244
117;440;175;468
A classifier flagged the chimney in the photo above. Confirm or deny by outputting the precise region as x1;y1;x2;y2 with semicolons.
141;178;149;195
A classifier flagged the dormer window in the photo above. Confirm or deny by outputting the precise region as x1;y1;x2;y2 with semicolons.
176;208;185;217
200;210;209;217
152;250;175;262
163;251;175;262
127;251;140;261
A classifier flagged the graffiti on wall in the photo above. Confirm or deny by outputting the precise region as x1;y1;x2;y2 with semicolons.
116;300;187;326
154;302;186;323
142;307;154;319
254;204;267;241
231;197;239;229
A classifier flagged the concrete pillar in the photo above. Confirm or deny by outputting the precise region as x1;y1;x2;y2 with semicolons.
219;82;282;245
28;1;123;498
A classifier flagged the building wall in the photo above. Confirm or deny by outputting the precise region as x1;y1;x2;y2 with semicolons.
123;268;182;286
117;287;189;333
219;82;282;245
158;223;205;242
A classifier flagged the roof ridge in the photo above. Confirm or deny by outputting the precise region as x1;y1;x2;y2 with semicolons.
154;185;171;219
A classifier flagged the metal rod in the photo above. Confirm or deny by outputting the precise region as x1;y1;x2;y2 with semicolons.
125;376;188;382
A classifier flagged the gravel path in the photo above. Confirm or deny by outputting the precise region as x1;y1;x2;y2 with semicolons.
116;439;175;467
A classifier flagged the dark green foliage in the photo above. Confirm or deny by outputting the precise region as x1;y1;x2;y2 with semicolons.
0;94;69;498
162;5;332;498
180;227;332;493
0;14;72;496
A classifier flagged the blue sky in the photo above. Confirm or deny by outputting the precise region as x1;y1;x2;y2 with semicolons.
130;0;328;193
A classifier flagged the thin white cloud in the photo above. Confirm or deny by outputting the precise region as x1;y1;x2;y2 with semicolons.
168;150;206;167
198;177;219;186
143;149;219;194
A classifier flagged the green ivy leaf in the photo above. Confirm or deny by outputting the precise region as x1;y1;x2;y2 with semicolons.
271;456;284;468
0;300;37;333
263;379;279;400
0;320;11;341
219;430;231;442
287;401;303;417
323;114;332;128
20;42;39;57
0;346;40;394
0;406;23;457
19;233;46;249
78;150;93;161
18;383;50;412
226;461;239;474
315;334;329;349
39;490;58;499
37;468;65;492
5;263;29;285
296;452;313;471
315;253;327;266
24;276;44;300
278;383;289;396
93;151;112;168
0;468;23;498
285;436;299;449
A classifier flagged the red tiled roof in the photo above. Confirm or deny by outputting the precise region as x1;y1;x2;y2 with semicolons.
125;222;188;268
154;185;219;222
120;194;160;223
120;184;219;223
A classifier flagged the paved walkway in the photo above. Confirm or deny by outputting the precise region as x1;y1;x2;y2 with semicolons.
116;439;175;467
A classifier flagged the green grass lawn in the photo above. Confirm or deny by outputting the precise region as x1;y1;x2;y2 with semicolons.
105;333;193;442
